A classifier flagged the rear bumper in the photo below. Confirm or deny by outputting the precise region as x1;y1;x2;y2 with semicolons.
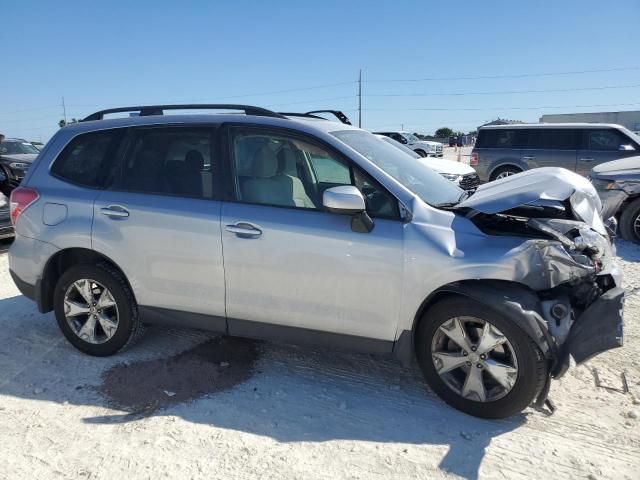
10;268;36;302
0;222;14;239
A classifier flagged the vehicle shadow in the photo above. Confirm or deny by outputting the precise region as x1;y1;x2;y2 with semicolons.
0;293;525;480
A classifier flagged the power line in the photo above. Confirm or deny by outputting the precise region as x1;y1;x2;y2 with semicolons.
364;66;640;83
366;83;640;97
363;102;640;112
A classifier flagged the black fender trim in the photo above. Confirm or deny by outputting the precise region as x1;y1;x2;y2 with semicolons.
394;280;558;369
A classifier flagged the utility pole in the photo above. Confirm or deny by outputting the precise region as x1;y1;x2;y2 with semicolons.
358;69;362;128
61;96;67;124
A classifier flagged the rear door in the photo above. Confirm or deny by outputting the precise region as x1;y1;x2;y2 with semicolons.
91;125;226;328
577;128;639;176
521;128;578;172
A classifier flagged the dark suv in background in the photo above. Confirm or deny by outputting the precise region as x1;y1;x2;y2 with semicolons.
471;124;640;182
0;138;40;195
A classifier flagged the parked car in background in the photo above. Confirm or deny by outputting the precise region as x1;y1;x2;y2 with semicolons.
0;138;40;195
373;131;443;157
376;135;479;191
591;155;640;243
472;123;640;182
0;190;14;240
8;104;623;419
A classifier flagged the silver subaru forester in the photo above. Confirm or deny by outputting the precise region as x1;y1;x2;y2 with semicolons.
8;105;624;418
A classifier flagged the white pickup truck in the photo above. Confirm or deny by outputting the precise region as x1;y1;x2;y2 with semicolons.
373;131;443;157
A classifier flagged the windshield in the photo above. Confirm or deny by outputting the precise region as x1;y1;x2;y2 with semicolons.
0;141;40;155
332;130;463;206
402;132;420;142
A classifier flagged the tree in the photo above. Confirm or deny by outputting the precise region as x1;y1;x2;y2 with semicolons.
435;127;453;138
58;118;79;128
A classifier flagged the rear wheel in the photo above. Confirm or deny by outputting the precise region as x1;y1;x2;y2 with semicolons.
619;197;640;243
490;166;521;181
53;263;143;356
415;297;547;418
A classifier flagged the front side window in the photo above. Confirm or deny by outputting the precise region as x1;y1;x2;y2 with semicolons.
111;127;216;199
587;129;626;151
332;129;463;207
232;130;399;219
51;129;123;187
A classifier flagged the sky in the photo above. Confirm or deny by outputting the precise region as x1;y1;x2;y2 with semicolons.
1;0;639;142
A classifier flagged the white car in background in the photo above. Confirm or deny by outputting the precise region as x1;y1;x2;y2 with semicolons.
373;131;444;158
376;135;480;191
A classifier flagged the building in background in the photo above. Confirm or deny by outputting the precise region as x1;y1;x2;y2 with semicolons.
540;110;640;133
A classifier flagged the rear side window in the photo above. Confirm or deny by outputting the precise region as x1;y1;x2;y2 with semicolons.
51;129;123;187
476;129;523;148
586;129;627;151
111;127;217;199
527;129;578;149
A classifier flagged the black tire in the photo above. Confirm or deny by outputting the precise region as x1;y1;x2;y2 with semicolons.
53;263;143;356
490;166;521;181
415;296;547;419
414;149;427;157
619;197;640;243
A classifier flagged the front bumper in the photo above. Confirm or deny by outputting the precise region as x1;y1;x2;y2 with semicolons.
596;188;628;220
565;286;624;364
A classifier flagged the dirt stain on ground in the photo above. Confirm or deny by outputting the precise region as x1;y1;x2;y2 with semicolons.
99;337;259;413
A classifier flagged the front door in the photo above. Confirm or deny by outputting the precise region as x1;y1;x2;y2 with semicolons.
221;126;404;343
92;125;226;327
576;128;639;176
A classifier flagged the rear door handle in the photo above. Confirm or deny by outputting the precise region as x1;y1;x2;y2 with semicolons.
580;157;595;162
225;223;262;238
100;205;130;218
522;156;534;161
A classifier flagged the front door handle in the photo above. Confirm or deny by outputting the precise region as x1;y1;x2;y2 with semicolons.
225;223;262;238
580;157;595;162
522;156;534;161
100;205;130;218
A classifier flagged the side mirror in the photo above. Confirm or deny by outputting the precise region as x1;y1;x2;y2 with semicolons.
619;144;636;151
323;186;374;233
398;136;408;144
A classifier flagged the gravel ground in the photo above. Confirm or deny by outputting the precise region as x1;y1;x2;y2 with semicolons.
0;239;638;480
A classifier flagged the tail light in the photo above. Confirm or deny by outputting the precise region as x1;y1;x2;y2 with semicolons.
470;152;479;166
9;187;39;226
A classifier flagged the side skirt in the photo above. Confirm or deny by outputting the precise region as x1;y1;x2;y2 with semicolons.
138;305;395;356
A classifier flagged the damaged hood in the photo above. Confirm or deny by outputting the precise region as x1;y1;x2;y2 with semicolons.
457;167;605;234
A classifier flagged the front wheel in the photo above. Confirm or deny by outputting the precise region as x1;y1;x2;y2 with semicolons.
619;197;640;243
415;297;547;418
414;149;427;157
53;263;143;356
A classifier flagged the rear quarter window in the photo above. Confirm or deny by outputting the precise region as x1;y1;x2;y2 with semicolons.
51;129;124;188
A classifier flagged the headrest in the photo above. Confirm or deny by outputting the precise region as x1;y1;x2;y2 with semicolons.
277;148;297;175
185;150;204;171
251;145;278;178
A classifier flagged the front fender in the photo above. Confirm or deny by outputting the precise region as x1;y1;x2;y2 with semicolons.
393;280;557;368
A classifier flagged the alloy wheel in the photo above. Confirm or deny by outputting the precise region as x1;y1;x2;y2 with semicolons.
495;170;516;180
63;279;119;344
633;212;640;240
431;316;518;402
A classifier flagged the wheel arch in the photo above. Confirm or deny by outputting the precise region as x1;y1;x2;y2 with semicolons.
393;279;556;367
38;247;134;313
489;163;523;180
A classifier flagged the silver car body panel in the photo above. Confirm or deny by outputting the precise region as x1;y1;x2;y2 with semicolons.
9;114;621;353
458;167;606;234
591;155;640;219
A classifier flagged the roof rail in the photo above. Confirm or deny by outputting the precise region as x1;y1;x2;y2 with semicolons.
279;110;352;125
82;104;287;122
